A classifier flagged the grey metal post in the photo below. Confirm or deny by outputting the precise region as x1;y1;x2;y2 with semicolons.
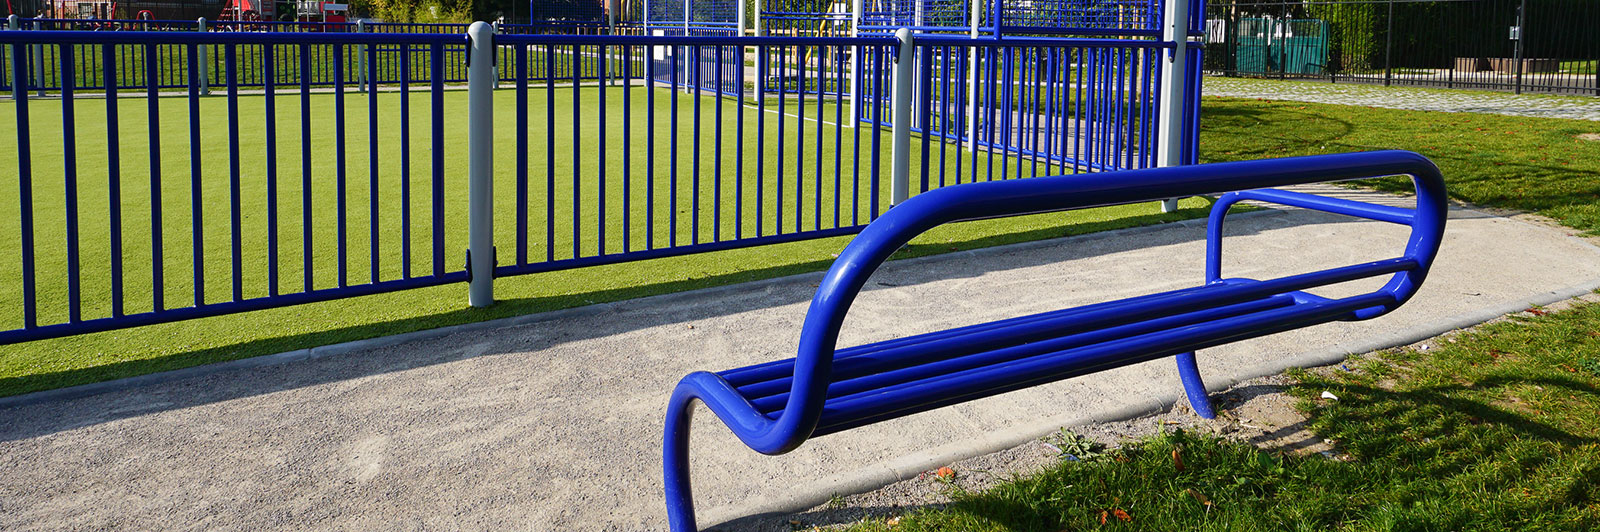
849;0;862;124
31;21;44;96
890;28;914;207
467;22;496;307
755;0;766;105
7;15;21;101
966;0;979;152
197;18;210;96
356;19;367;93
1156;0;1191;213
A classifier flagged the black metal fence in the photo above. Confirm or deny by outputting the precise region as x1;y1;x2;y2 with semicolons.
1203;0;1599;95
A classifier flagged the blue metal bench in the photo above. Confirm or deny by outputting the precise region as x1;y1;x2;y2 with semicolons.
661;150;1447;531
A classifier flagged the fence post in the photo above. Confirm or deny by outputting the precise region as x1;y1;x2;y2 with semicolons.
755;0;766;106
8;15;21;100
356;19;367;93
466;21;496;308
890;28;914;207
966;0;979;152
1156;0;1191;213
196;18;210;96
848;0;862;124
30;20;43;96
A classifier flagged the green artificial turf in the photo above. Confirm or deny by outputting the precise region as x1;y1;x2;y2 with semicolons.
846;301;1600;532
0;85;1207;397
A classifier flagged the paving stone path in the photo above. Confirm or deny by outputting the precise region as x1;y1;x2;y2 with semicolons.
1205;77;1600;122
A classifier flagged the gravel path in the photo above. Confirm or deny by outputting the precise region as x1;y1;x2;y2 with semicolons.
1205;77;1600;122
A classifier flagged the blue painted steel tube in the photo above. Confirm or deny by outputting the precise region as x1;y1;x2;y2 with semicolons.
264;45;280;296
146;43;165;312
104;43;124;317
367;39;380;282
334;43;348;288
663;150;1448;531
300;43;314;292
430;42;445;275
400;43;412;278
60;44;81;322
186;43;205;305
227;44;243;302
10;44;34;327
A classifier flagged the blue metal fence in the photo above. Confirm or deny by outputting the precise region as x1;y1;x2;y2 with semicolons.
0;22;1200;346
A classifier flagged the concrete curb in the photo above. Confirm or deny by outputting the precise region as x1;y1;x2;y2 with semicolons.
0;210;1278;410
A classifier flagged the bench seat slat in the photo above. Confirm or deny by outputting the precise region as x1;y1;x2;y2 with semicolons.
785;291;1397;437
743;294;1299;412
722;256;1416;393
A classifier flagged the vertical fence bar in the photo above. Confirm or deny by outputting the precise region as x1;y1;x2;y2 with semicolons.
467;22;496;307
300;43;314;292
227;44;243;302
367;34;380;283
59;44;80;322
890;28;913;207
431;41;445;276
12;42;36;328
147;43;165;311
334;43;348;287
105;43;124;316
400;43;412;278
186;42;206;305
264;44;279;296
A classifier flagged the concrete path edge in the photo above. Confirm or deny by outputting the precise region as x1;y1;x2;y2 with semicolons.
0;209;1280;410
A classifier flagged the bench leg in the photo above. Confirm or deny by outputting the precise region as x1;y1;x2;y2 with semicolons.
1175;352;1217;419
664;388;700;532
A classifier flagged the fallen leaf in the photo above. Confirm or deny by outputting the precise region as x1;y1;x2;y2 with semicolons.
1527;307;1549;316
935;466;954;480
1098;510;1108;524
1186;488;1213;507
1172;447;1185;472
885;516;901;526
1113;508;1131;522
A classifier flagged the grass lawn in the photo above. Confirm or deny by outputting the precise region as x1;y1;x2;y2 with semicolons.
834;94;1600;530
0;85;1200;397
845;300;1600;531
1200;96;1600;234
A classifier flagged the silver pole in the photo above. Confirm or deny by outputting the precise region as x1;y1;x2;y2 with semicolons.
890;28;914;207
755;0;765;104
966;0;979;152
7;15;21;101
356;19;367;93
1156;0;1189;213
466;21;497;308
849;0;862;124
31;21;44;97
196;18;210;96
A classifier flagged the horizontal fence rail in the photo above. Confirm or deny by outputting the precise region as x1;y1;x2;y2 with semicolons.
0;30;472;344
0;22;1201;345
